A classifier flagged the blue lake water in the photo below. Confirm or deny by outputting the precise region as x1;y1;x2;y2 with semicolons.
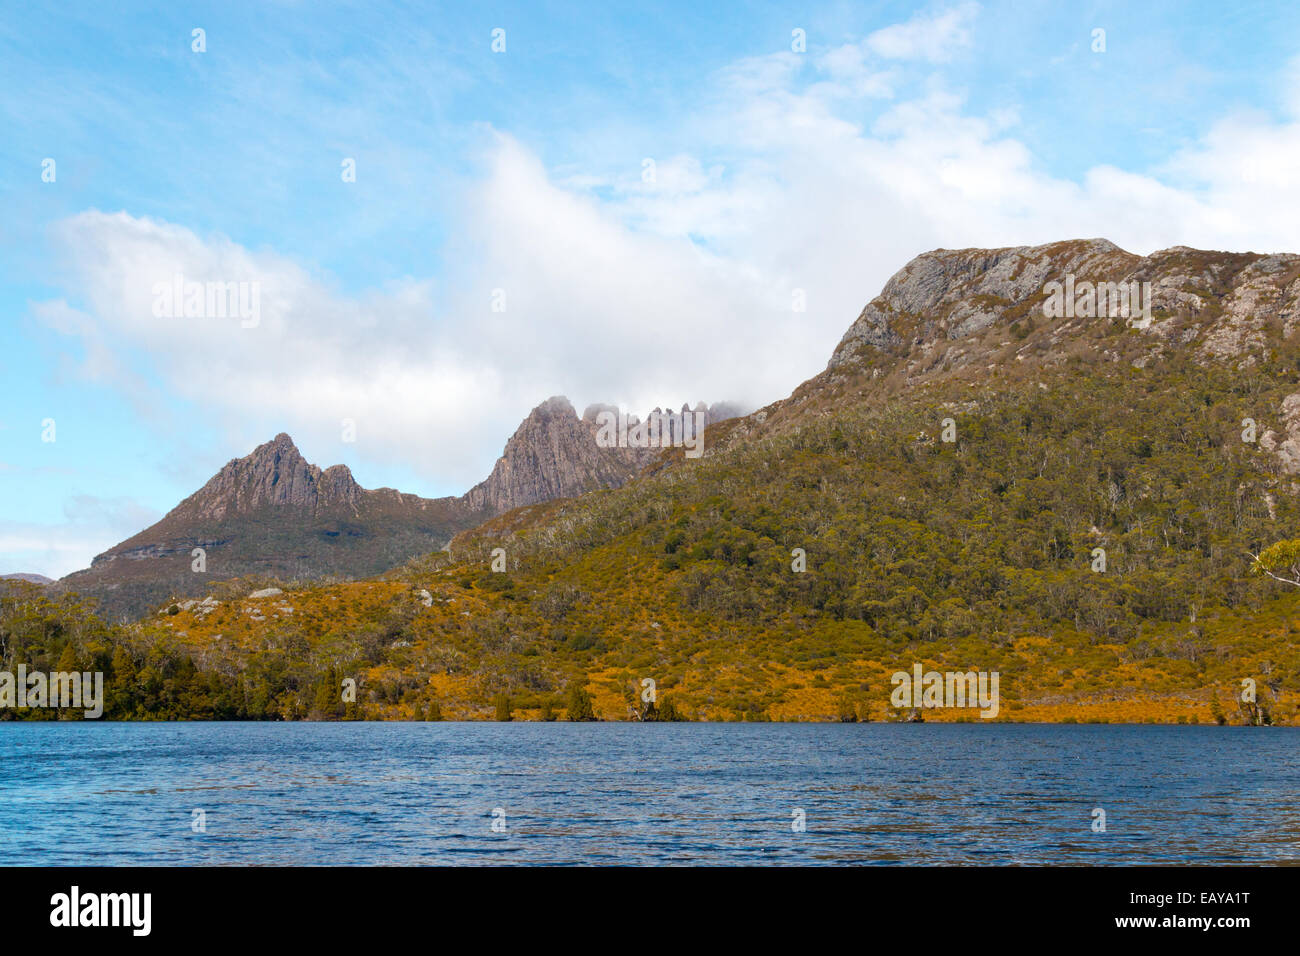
0;722;1296;865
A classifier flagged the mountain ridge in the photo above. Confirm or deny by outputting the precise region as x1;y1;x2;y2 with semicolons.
58;396;744;620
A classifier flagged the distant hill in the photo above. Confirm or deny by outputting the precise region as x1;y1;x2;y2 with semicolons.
1;573;53;585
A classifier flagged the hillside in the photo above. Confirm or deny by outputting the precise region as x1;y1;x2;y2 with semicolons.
14;238;1300;723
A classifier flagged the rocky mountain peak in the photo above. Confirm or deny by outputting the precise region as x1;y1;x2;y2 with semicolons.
826;238;1300;372
828;239;1141;368
532;395;578;419
318;463;363;506
172;433;361;522
461;396;640;514
60;431;469;621
462;395;746;514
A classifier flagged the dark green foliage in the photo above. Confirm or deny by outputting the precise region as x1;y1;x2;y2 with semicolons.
566;685;596;721
493;692;513;721
657;696;685;721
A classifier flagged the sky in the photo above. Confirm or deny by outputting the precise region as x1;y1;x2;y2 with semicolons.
3;0;1300;578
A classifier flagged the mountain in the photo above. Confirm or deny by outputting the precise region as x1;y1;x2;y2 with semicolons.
415;238;1300;721
27;238;1300;723
58;432;479;622
58;397;743;621
462;396;740;513
714;238;1300;463
1;573;53;585
826;238;1299;373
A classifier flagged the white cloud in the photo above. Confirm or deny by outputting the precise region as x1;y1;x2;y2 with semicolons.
864;1;980;63
62;494;160;531
37;144;803;492
0;494;161;579
0;527;107;579
30;1;1300;514
41;209;514;491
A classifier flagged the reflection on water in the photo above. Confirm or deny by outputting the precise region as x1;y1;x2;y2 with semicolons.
0;722;1296;865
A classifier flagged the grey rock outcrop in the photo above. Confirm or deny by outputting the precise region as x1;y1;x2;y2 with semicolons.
828;239;1140;367
462;396;649;513
828;238;1300;373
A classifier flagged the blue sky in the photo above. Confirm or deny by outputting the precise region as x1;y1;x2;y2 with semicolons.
3;0;1300;577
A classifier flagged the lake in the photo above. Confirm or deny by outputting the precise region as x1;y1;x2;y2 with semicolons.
1;722;1296;865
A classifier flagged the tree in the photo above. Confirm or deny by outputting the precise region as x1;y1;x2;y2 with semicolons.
312;670;340;719
494;693;513;722
107;646;137;718
55;642;79;673
566;685;596;721
836;692;860;723
658;696;685;721
1249;540;1300;588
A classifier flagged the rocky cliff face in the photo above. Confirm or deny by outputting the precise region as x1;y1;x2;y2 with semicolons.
170;433;365;522
462;397;743;513
829;239;1139;365
828;238;1300;372
461;397;646;514
1261;393;1300;476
